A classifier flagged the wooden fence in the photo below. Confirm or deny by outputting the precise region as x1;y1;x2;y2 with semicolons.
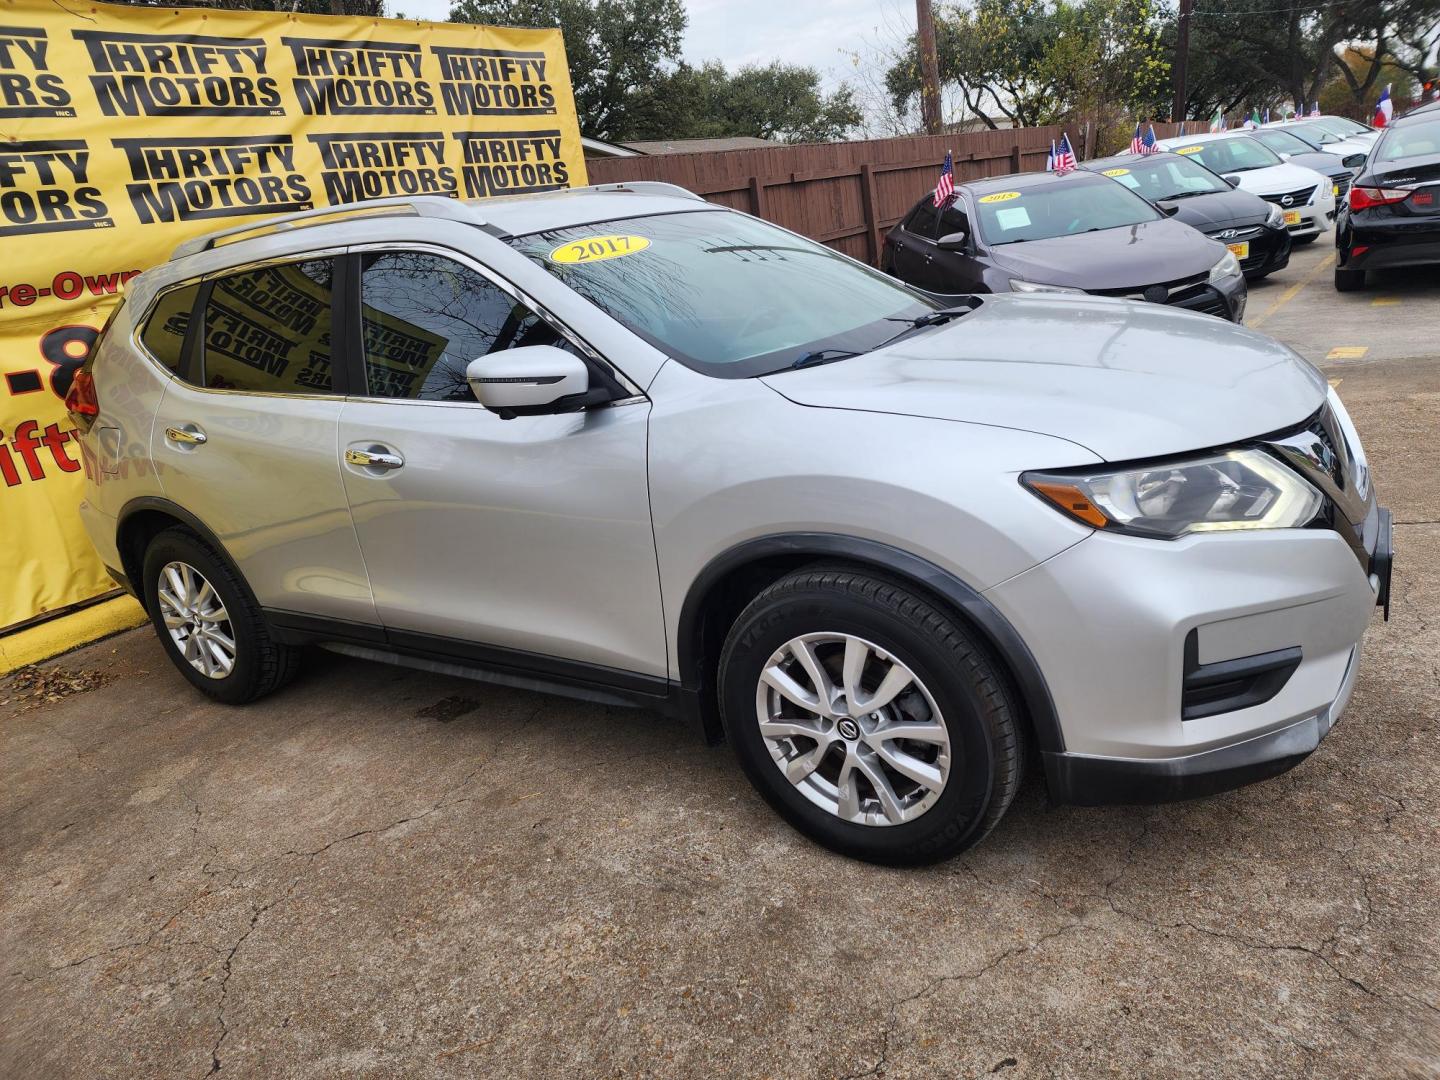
585;122;1207;265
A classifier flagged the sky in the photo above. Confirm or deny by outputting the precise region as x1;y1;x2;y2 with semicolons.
394;0;904;98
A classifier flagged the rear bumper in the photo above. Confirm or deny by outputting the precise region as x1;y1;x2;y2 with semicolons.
1340;222;1440;271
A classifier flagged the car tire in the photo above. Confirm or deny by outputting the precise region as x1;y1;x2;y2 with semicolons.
141;528;300;705
719;567;1023;865
1334;265;1366;292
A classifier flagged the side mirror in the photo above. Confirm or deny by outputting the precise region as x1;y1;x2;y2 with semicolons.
1223;175;1241;188
1342;153;1367;169
936;230;968;250
1278;152;1292;161
466;345;598;418
1161;203;1181;217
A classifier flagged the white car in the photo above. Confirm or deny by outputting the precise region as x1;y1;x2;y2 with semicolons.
1267;117;1377;161
1154;131;1337;243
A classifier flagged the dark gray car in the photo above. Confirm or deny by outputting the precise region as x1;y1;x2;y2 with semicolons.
881;169;1247;320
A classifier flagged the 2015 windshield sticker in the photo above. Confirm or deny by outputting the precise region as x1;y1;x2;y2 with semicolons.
549;234;649;264
978;191;1020;204
1175;146;1203;155
1101;168;1130;176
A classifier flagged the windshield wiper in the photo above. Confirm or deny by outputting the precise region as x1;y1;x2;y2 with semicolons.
1160;190;1208;200
787;305;975;371
789;347;863;370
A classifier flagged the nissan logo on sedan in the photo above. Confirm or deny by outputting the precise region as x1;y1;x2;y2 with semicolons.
1281;194;1295;207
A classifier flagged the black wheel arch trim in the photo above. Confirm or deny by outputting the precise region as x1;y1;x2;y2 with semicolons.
115;496;242;588
677;533;1066;755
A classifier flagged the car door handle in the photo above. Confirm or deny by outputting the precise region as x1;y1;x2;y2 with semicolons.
164;425;207;445
345;447;404;470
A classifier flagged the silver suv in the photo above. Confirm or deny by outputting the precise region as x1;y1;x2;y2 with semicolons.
69;184;1392;864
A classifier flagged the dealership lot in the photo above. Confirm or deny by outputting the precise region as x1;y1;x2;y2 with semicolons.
3;242;1438;1079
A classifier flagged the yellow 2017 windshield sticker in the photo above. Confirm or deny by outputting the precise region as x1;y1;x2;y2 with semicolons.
549;235;650;264
1102;168;1131;176
978;191;1022;204
1175;146;1204;155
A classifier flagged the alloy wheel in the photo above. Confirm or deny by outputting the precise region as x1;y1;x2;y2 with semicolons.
754;632;951;826
156;561;235;679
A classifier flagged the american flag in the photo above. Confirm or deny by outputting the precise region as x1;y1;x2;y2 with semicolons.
933;151;954;207
1309;101;1321;117
1053;131;1077;173
1128;122;1145;153
1129;123;1158;154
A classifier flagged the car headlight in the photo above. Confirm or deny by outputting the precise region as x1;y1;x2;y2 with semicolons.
1009;279;1085;294
1208;250;1241;282
1021;449;1323;539
1264;203;1285;228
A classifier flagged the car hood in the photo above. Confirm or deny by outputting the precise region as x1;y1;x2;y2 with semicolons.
985;218;1222;291
1286;150;1347;176
1161;187;1272;231
760;294;1326;461
1227;161;1330;196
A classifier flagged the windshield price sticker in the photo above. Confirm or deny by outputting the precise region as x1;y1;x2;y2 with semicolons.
1101;168;1130;176
978;191;1022;204
1175;146;1203;155
549;235;650;264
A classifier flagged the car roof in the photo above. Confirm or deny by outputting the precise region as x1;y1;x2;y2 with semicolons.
1155;131;1250;146
1392;107;1440;129
1083;150;1185;170
474;184;716;236
957;170;1108;197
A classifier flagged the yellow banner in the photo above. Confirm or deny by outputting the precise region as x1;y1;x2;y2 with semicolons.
0;0;586;630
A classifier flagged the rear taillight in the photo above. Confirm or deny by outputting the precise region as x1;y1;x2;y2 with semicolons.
1348;185;1410;211
64;369;99;418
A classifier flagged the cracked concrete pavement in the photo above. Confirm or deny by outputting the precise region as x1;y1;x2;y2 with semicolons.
2;259;1438;1077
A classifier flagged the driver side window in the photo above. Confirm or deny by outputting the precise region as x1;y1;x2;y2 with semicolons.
358;251;568;401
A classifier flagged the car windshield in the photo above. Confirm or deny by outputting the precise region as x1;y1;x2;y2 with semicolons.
1271;125;1324;149
1251;129;1316;156
1093;155;1229;200
1373;117;1440;163
509;210;940;377
1315;116;1372;137
1288;121;1343;145
972;178;1158;244
1171;136;1283;173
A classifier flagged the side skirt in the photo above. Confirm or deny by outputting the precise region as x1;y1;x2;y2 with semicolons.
263;609;701;730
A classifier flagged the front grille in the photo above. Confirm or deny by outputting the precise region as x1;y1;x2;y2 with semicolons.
1330;174;1351;200
1086;270;1206;300
1168;285;1228;317
1259;184;1319;207
1262;402;1374;568
1206;226;1270;272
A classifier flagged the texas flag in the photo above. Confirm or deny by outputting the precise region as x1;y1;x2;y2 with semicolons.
1375;84;1393;128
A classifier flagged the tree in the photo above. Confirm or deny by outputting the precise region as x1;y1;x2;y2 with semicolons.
629;61;861;143
448;0;687;142
886;0;1169;130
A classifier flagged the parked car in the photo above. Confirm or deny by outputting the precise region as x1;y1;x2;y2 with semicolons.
1154;131;1339;243
1269;118;1376;162
1244;127;1357;197
1334;109;1440;291
67;185;1391;864
881;170;1247;321
1082;150;1292;279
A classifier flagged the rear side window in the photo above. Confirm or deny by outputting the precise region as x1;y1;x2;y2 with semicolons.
904;200;969;239
357;251;567;401
140;283;201;376
200;259;336;394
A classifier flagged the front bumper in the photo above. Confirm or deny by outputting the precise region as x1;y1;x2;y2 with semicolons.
987;506;1392;806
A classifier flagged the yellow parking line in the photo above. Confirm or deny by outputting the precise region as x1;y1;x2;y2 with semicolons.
1249;252;1335;329
1326;346;1368;360
1328;378;1343;388
1371;297;1401;306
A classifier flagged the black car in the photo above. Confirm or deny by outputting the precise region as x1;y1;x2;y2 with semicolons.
1335;110;1440;291
881;169;1248;321
1082;151;1292;279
